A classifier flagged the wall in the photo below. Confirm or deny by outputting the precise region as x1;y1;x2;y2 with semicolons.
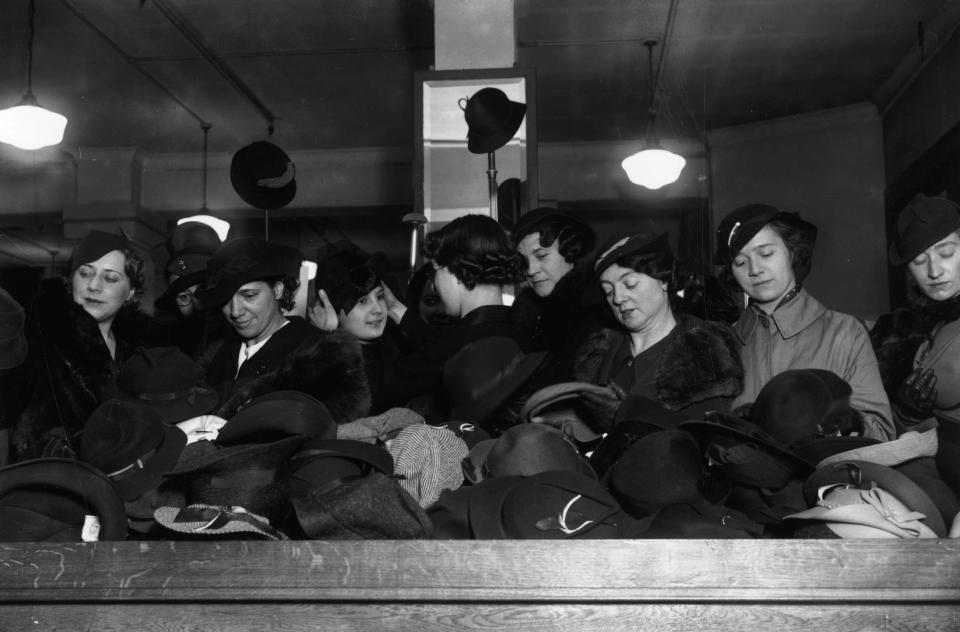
708;103;889;320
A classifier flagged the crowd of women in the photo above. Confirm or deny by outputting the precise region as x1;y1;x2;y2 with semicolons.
1;194;959;540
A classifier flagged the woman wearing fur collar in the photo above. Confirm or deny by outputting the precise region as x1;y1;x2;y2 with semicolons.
10;230;150;462
573;232;744;428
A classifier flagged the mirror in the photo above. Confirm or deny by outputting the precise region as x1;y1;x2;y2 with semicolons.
414;69;538;228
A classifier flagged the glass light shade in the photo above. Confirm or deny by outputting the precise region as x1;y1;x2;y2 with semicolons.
177;215;231;242
0;100;67;150
621;147;686;190
302;260;317;281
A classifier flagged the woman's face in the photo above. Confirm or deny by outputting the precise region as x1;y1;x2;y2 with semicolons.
175;283;200;318
731;225;796;308
517;232;574;298
909;231;960;301
599;263;671;332
221;280;286;344
71;250;134;324
418;278;454;326
339;285;387;341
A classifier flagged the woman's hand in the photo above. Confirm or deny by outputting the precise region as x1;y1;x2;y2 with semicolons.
382;281;408;323
895;367;938;422
308;289;339;331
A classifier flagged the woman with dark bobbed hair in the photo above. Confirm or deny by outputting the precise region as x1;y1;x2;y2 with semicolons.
715;203;893;440
574;232;744;427
511;208;602;381
9;230;154;461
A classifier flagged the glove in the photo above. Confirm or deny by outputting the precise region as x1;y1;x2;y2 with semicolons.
894;367;938;425
577;382;627;432
337;407;425;443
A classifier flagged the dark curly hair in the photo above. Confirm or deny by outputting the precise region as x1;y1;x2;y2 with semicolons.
121;248;146;304
423;214;526;290
511;210;596;263
261;275;300;312
717;215;817;289
613;250;677;293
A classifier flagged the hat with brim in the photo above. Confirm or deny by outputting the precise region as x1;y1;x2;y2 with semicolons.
801;460;946;537
816;429;937;469
462;87;527;155
154;503;288;540
0;458;128;541
230;141;297;210
216;390;338;446
0;287;28;371
287;439;394;498
784;484;939;538
713;204;817;266
194;237;303;309
462;423;594;484
116;347;219;425
520;382;615;422
468;470;627;539
156;253;211;310
889;194;960;265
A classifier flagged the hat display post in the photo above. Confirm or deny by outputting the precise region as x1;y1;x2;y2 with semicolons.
230;139;298;239
402;212;427;274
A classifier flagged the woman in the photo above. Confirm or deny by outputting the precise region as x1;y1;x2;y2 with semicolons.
715;203;893;440
511;208;602;382
10;230;150;461
573;232;743;428
405;262;455;328
197;237;370;424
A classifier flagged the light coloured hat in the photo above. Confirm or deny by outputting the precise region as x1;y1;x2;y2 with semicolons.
154;503;288;540
388;425;468;508
817;429;938;468
784;484;938;538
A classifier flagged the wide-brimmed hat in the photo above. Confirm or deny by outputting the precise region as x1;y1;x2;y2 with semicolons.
195;237;303;308
154;503;289;540
79;399;187;502
443;336;547;424
70;229;133;272
713;204;817;266
0;287;27;370
292;472;433;539
889;194;960;265
461;87;527;155
784;484;938;538
0;458;128;541
798;460;946;537
388;424;469;508
818;428;938;469
216;390;338;446
156;222;224;309
230;140;297;210
116;347;219;425
468;470;628;539
462;423;593;484
287;438;394;498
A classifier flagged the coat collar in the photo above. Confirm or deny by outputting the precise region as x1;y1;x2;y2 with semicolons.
735;288;826;342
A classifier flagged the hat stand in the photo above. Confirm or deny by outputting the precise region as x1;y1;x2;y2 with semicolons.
487;152;499;221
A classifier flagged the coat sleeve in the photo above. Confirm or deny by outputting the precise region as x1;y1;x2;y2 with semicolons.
841;320;895;441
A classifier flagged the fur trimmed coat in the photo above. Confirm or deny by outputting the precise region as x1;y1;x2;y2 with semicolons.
208;318;372;424
9;279;155;462
573;313;744;417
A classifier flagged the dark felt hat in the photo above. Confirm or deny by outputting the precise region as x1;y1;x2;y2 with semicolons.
0;458;128;541
443;336;548;424
216;390;339;446
70;229;133;272
889;194;960;265
230;140;297;210
79;399;188;501
195;237;303;308
461;87;527;155
314;239;379;314
462;423;594;484
292;471;433;539
750;369;857;446
156;223;224;309
510;207;594;246
0;287;27;370
799;460;946;538
713;204;817;266
117;347;219;424
287;438;394;498
468;470;628;539
592;232;672;278
168;221;223;256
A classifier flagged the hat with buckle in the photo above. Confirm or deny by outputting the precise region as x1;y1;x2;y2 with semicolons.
230;140;297;210
0;287;27;371
156;222;224;310
195;237;303;309
461;87;527;155
713;204;817;266
79;399;188;502
117;347;219;425
0;458;128;541
889;194;960;265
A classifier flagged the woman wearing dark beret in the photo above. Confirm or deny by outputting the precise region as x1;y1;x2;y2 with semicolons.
9;230;153;461
573;232;744;428
715;204;893;440
511;208;603;381
197;237;371;425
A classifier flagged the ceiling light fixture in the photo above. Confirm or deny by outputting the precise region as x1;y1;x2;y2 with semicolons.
178;123;231;242
0;0;67;151
621;39;685;190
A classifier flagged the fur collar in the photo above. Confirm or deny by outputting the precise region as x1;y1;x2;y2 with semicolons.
573;313;743;411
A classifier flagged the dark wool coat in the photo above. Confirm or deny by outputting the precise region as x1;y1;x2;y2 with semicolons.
9;279;155;462
208;317;372;424
572;313;744;416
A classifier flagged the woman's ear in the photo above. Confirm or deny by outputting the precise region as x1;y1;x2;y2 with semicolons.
273;281;284;300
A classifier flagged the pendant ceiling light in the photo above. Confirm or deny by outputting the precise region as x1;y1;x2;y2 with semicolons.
621;39;685;190
0;0;67;151
178;123;231;242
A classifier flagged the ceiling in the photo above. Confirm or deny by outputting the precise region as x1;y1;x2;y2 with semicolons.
0;0;959;270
